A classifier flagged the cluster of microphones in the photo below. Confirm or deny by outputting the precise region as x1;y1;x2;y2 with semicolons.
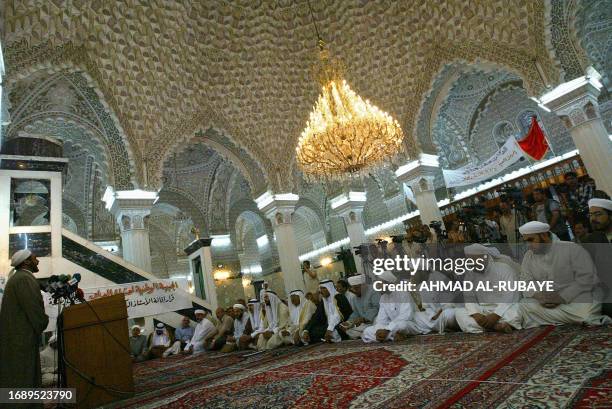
42;273;85;305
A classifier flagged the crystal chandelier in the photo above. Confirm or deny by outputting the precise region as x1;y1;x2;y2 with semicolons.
296;4;405;181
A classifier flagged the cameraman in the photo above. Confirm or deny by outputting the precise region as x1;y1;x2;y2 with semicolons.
0;249;49;397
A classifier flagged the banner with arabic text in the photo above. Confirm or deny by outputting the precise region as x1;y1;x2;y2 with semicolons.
442;137;524;188
83;279;192;319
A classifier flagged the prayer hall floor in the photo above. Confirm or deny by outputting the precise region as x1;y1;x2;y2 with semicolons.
105;325;611;409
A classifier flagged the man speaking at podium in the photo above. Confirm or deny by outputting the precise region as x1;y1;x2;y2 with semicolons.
0;249;49;401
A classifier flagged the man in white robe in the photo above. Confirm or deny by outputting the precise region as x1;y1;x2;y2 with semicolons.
362;271;418;343
454;244;521;333
319;279;353;343
245;298;266;349
285;290;316;345
412;270;460;334
518;221;610;328
340;275;380;339
256;290;290;351
183;309;217;355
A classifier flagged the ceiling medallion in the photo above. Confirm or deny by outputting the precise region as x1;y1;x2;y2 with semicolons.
296;3;405;182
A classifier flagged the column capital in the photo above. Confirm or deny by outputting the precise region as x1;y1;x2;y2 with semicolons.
330;190;367;223
395;153;439;193
103;186;158;232
255;190;299;227
540;71;603;128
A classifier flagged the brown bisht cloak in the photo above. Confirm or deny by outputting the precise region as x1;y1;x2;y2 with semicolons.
0;269;49;408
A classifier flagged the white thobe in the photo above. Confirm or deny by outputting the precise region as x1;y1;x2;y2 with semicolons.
184;318;216;354
519;241;610;328
362;289;417;343
455;261;521;333
412;271;459;334
41;345;57;386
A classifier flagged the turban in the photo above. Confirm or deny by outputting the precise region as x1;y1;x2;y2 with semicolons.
347;274;366;286
156;323;165;328
464;244;501;257
194;309;206;315
233;303;246;310
519;221;550;235
289;290;304;296
131;325;141;331
377;271;397;283
588;198;612;211
11;249;32;267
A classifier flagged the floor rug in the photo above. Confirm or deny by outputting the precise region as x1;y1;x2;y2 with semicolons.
106;325;611;409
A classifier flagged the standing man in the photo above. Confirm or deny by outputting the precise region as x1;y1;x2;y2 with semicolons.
531;188;569;241
302;261;319;295
0;249;49;400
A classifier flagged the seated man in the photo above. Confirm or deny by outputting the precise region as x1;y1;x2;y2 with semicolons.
41;335;58;387
207;307;234;350
454;244;521;334
163;316;194;358
256;290;290;351
285;289;316;345
339;275;380;339
335;278;355;305
244;298;266;349
129;325;148;362
319;279;353;343
221;304;253;352
183;309;217;355
148;323;173;359
300;291;326;345
362;271;417;343
518;221;611;328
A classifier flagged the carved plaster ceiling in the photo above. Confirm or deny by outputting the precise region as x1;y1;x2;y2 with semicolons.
2;0;557;190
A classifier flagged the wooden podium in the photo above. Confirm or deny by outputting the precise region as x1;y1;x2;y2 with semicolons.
62;293;134;408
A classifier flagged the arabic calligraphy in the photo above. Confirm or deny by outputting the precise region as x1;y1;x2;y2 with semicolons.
86;280;180;300
126;294;176;308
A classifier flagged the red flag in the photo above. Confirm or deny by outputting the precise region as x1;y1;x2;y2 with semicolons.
517;117;549;160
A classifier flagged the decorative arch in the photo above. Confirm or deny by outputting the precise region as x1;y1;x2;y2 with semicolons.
157;188;208;234
4;67;137;189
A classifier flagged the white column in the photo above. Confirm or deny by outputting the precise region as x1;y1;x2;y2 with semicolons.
256;191;304;295
540;72;612;196
185;238;217;310
103;187;158;273
331;191;367;275
395;153;444;227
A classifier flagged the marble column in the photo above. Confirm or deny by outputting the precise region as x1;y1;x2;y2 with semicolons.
256;192;304;295
540;72;612;196
395;154;444;227
331;191;368;275
185;238;217;310
103;187;158;273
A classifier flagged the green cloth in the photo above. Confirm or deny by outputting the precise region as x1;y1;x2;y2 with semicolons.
0;269;49;408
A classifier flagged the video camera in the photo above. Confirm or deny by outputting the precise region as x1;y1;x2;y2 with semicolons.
429;220;448;241
41;273;84;305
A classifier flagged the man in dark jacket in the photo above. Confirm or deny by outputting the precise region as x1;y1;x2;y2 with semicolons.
0;250;49;408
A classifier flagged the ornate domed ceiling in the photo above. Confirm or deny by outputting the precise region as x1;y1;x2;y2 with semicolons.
2;0;559;190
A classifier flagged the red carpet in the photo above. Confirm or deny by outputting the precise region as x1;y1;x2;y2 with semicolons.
108;325;611;408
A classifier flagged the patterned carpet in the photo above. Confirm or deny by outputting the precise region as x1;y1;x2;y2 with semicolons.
105;325;612;409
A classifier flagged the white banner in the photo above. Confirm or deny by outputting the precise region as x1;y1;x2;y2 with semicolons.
442;138;524;188
43;279;192;332
83;279;192;319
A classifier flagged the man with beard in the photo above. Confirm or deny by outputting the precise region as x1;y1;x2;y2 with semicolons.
0;250;49;406
317;279;353;342
339;274;380;339
183;309;217;355
256;290;290;350
582;198;612;317
221;304;253;352
518;221;610;328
